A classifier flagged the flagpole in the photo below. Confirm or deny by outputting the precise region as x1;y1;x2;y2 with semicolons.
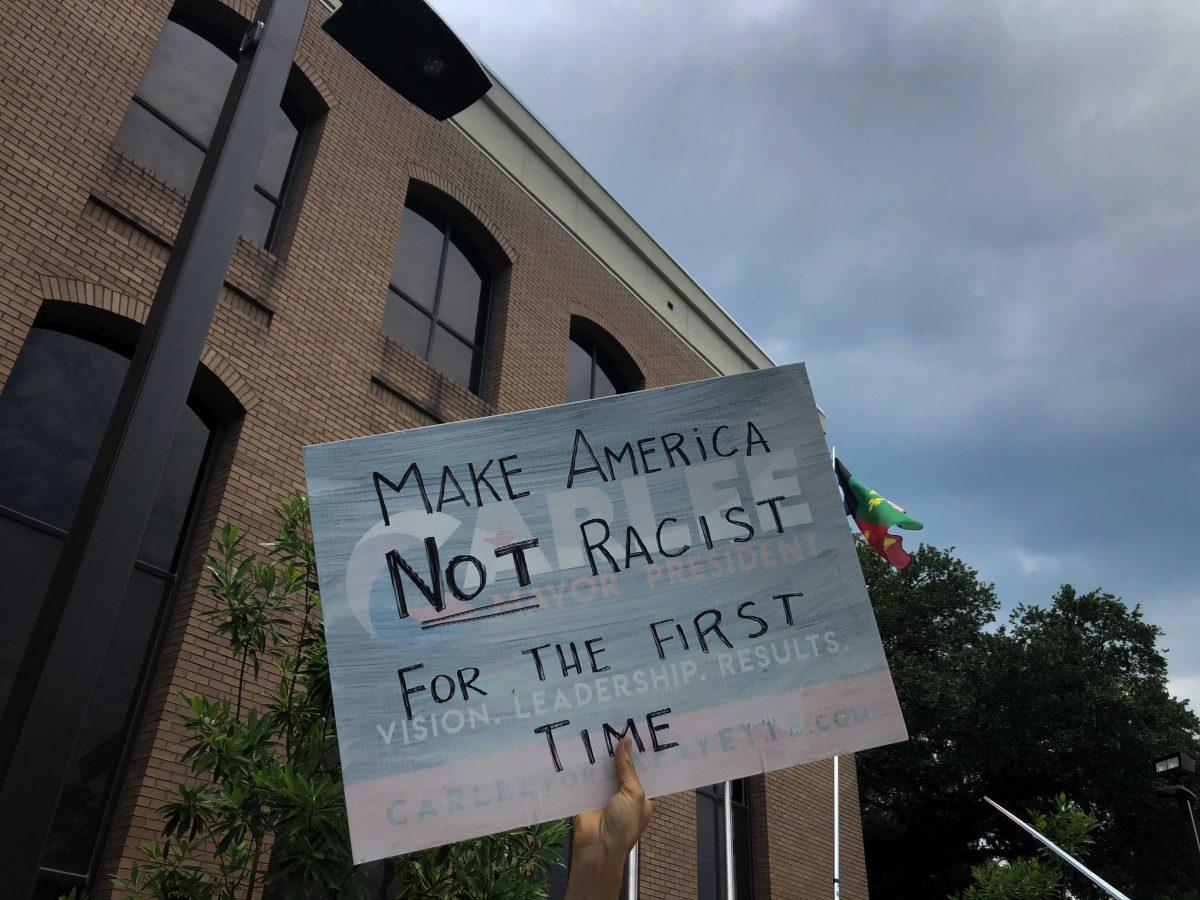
830;445;842;900
833;754;841;900
984;797;1131;900
724;780;735;898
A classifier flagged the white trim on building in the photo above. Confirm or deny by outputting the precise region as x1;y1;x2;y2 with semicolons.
452;73;772;376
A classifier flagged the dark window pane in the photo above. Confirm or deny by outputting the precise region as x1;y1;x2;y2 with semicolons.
113;100;205;196
0;326;212;886
118;19;303;249
0;515;64;723
597;355;627;396
593;364;617;399
256;107;299;199
731;779;747;805
382;291;432;357
0;329;209;561
138;407;210;571
40;568;170;877
437;239;484;342
389;208;443;311
135;19;234;145
733;804;753;899
239;189;277;247
429;326;475;389
32;875;80;900
696;786;723;900
566;337;593;403
0;330;127;530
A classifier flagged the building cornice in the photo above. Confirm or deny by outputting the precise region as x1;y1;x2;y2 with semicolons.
451;73;772;376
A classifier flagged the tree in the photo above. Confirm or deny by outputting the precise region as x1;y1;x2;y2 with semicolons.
857;540;1200;898
112;494;567;899
856;543;1001;896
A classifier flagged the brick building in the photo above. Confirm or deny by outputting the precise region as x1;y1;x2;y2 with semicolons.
0;0;868;896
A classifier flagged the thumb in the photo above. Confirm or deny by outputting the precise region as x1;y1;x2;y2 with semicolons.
614;737;644;799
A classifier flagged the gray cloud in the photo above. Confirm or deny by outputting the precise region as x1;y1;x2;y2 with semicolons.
433;0;1200;706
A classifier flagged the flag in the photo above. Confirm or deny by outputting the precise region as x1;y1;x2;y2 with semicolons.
834;458;923;569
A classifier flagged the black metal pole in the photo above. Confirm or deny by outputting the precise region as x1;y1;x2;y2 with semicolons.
0;0;309;892
1179;791;1200;894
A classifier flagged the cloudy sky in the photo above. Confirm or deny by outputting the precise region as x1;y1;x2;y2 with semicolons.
431;0;1200;708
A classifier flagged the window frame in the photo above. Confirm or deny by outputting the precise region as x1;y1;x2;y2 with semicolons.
0;320;224;893
119;10;306;249
384;200;493;395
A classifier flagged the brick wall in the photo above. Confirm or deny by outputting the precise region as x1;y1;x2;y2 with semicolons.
0;0;867;895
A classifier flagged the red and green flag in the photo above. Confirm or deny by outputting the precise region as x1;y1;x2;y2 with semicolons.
835;458;923;569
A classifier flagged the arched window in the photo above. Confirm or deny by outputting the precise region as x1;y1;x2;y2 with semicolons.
0;325;216;895
113;11;306;248
566;323;642;403
384;201;491;394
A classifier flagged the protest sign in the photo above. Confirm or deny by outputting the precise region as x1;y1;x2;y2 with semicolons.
303;363;907;863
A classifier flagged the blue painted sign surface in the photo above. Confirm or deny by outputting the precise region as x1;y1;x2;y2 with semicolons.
304;363;907;862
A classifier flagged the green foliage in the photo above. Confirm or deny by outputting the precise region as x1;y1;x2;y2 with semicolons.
1028;793;1098;861
113;493;568;899
858;540;1200;898
962;858;1061;900
960;794;1099;899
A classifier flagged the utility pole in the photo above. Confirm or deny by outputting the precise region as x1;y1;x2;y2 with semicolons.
0;0;491;892
0;3;311;893
1156;784;1200;892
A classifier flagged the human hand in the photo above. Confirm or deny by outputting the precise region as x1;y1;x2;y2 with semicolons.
564;737;654;900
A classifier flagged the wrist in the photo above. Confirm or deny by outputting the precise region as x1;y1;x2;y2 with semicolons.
566;847;626;899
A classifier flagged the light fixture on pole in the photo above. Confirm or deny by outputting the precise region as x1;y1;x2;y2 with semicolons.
0;0;488;894
323;0;491;121
1153;752;1200;892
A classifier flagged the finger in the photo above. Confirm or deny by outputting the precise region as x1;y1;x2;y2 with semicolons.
614;737;644;799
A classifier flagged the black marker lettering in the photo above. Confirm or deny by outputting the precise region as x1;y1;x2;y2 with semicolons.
374;464;432;523
535;720;571;773
494;538;539;587
647;708;679;751
581;517;619;576
387;539;444;619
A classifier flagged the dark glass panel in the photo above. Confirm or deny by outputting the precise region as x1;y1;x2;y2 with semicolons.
0;516;64;722
117;19;302;249
592;363;617;399
0;325;213;888
39;568;170;877
389;208;443;311
382;291;433;357
595;352;625;397
32;874;78;900
113;100;205;196
732;802;753;899
696;784;723;900
566;337;593;403
429;327;475;389
256;107;299;199
437;239;484;342
253;107;297;199
239;188;277;247
0;324;212;725
138;407;209;571
730;779;747;805
0;329;127;530
134;19;234;144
